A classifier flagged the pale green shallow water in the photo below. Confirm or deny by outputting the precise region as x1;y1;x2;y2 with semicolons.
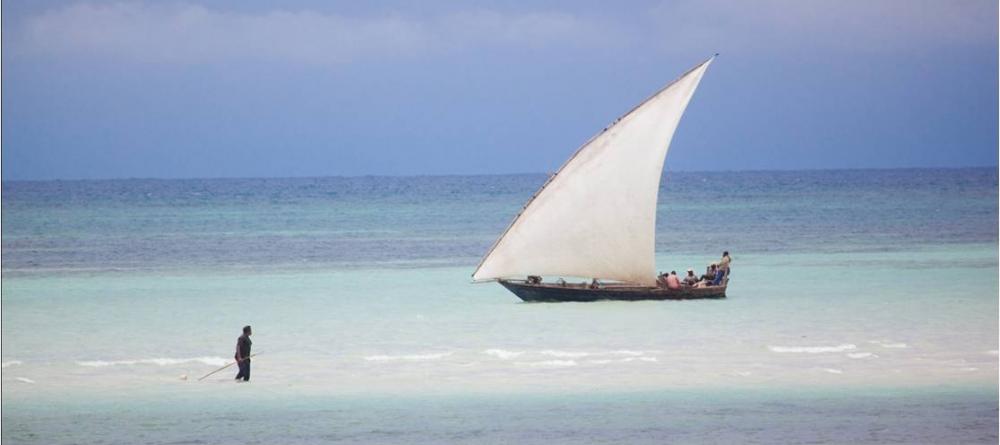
2;246;996;444
2;170;997;443
2;246;998;397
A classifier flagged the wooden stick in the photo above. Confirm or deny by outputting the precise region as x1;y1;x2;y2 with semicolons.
197;353;258;381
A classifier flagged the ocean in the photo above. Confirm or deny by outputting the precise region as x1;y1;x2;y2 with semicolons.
2;168;997;444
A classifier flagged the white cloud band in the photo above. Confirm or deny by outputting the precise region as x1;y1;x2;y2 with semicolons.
14;2;621;65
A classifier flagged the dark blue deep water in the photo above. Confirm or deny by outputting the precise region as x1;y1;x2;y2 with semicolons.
3;168;996;274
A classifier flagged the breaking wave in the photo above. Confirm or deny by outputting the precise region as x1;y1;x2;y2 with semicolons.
482;349;524;359
611;350;657;356
768;344;856;353
485;349;658;360
76;357;229;367
2;360;23;368
588;357;658;364
364;352;453;362
869;340;908;349
846;352;878;359
516;360;578;368
15;377;35;384
539;350;591;358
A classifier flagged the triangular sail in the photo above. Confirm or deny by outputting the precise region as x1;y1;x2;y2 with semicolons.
473;57;714;286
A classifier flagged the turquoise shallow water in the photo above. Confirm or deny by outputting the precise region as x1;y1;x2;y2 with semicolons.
2;168;997;443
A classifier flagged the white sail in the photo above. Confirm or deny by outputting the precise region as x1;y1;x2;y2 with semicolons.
473;57;713;286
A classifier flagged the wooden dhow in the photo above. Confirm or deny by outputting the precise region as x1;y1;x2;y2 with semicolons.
473;56;727;302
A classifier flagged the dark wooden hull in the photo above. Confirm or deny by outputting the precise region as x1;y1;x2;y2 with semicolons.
499;280;727;302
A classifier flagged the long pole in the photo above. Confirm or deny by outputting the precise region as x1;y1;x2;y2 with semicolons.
197;353;258;381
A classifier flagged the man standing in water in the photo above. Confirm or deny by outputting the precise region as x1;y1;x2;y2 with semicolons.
235;325;252;382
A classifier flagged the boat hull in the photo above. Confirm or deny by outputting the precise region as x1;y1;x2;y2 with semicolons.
499;280;726;302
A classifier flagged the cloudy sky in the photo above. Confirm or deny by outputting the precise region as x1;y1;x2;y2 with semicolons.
2;0;997;180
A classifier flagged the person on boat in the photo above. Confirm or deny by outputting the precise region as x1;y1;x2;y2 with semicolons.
665;271;681;289
711;270;725;286
656;272;669;288
719;251;732;277
234;325;252;382
700;264;718;282
683;268;699;286
589;278;600;289
526;275;541;285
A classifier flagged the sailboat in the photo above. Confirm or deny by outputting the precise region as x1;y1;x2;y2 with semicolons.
472;56;726;302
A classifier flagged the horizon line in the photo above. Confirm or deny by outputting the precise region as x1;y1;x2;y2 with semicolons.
2;164;997;183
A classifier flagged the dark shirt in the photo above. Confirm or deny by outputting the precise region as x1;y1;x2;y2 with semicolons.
236;334;252;360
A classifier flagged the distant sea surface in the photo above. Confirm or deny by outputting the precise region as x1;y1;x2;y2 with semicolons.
2;168;997;444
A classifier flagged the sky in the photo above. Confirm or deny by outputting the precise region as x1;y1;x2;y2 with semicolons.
2;0;997;180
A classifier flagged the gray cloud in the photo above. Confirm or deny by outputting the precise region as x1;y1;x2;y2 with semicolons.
7;1;995;66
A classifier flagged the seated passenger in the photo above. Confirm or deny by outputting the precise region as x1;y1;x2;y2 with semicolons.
656;272;670;288
700;264;718;282
711;268;726;286
683;268;699;286
665;271;681;289
589;278;600;289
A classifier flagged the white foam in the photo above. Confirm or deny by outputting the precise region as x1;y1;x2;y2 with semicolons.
482;349;524;360
822;368;844;374
76;356;229;367
586;356;658;365
768;344;856;353
539;350;591;358
961;367;979;372
364;352;452;362
2;360;23;368
516;360;578;368
846;352;878;359
15;377;35;384
611;350;656;356
985;350;999;356
869;340;908;349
